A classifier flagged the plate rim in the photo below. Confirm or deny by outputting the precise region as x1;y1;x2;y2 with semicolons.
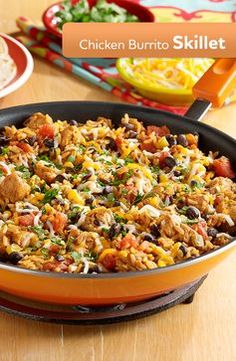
0;33;34;99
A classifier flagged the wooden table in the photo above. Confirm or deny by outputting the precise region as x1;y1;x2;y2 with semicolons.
1;2;236;360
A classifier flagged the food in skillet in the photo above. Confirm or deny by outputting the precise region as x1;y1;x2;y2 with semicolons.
0;36;17;90
0;113;235;273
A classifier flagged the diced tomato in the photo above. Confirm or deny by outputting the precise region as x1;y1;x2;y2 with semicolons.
18;214;35;226
49;245;60;255
159;151;170;168
147;125;170;137
115;136;123;148
213;156;235;179
51;212;67;234
193;222;208;240
38;124;55;139
119;234;137;250
215;195;223;206
42;262;56;271
102;254;116;271
16;142;32;153
140;140;157;153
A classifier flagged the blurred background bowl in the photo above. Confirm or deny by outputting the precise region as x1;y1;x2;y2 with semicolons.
43;0;155;38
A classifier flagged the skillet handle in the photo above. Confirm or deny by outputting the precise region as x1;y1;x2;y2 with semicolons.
192;58;236;107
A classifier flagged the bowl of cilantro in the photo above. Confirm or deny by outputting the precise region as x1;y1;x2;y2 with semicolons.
43;0;155;38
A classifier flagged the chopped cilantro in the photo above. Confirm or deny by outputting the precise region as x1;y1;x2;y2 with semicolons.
71;251;82;263
98;180;106;186
85;251;98;262
1;146;9;155
38;155;50;162
0;170;3;177
41;248;49;258
51;237;65;246
191;181;204;189
102;227;109;233
15;165;31;179
107;193;115;202
114;214;127;223
184;219;199;224
30;226;45;239
124;157;135;164
78;145;86;153
112;169;134;186
67;155;75;163
133;192;143;205
150;165;160;174
82;188;90;193
42;188;59;204
41;207;47;215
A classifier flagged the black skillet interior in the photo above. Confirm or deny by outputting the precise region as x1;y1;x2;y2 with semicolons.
0;101;235;168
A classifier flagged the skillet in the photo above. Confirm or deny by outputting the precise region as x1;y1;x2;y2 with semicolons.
0;59;235;305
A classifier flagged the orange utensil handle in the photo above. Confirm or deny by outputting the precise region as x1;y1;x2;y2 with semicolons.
192;58;236;107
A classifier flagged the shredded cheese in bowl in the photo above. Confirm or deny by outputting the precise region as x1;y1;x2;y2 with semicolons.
116;58;214;105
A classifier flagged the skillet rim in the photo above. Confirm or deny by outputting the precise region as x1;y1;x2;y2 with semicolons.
0;100;235;280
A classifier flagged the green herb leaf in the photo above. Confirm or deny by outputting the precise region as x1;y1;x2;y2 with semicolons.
1;146;9;155
71;251;82;263
42;188;59;204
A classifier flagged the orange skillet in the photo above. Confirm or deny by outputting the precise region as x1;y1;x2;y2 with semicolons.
0;59;235;305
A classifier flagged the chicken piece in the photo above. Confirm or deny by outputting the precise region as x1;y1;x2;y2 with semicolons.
24;113;53;130
81;207;114;233
60;126;83;148
186;193;210;213
34;162;58;184
74;231;99;251
208;177;235;195
0;173;30;203
216;199;236;224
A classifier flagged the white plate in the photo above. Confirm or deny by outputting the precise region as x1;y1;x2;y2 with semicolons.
0;33;34;99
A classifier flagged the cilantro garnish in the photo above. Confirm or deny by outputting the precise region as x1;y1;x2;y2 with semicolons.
42;188;59;204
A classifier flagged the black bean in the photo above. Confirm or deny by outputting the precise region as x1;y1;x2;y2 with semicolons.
28;136;36;146
0;252;8;263
54;174;65;183
108;223;121;239
94;219;101;226
44;139;55;148
113;201;120;206
164;156;176;169
186;206;200;220
124;123;134;130
103;185;113;195
0;136;9;146
8;252;23;265
179;245;187;256
68;119;78;126
150;224;160;238
207;227;218;238
144;234;156;243
107;137;117;151
55;255;65;262
174;170;182;177
82;171;92;182
190;180;198;187
88;264;100;273
85;197;94;206
166;135;177;146
128;131;138;138
177;134;188;147
70;213;81;223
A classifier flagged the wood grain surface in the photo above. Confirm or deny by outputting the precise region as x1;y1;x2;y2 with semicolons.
0;2;236;360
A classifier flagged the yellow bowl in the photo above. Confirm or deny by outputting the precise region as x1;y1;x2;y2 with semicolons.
116;58;194;106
